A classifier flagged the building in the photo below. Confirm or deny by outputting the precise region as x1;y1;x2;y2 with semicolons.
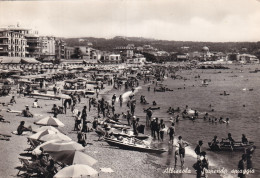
39;36;55;61
0;29;27;57
4;26;41;58
127;54;146;65
239;54;259;64
114;45;135;59
55;39;66;59
101;53;121;64
64;46;74;60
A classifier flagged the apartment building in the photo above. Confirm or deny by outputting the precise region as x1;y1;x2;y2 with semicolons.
39;36;56;60
6;26;41;58
0;29;27;57
55;39;66;59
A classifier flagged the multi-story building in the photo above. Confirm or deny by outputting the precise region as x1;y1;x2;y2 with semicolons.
5;26;41;58
115;46;134;59
39;36;55;61
65;46;74;59
55;39;66;59
0;29;27;57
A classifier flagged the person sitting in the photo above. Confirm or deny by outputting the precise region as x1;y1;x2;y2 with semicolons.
152;101;157;106
51;104;59;118
46;159;58;178
10;96;16;104
77;132;87;147
17;121;32;135
33;99;41;108
22;105;33;117
223;133;235;150
241;134;248;144
210;135;220;150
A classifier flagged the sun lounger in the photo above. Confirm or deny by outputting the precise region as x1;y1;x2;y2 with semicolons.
17;158;37;177
25;138;41;152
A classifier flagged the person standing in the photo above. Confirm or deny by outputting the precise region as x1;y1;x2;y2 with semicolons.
195;140;203;158
238;154;247;178
168;123;175;144
159;119;165;141
119;95;123;107
146;108;153;126
177;136;189;168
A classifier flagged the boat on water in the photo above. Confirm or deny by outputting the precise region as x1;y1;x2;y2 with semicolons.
208;141;255;151
104;137;167;154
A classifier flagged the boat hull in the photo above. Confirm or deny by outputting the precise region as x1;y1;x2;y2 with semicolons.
104;138;166;154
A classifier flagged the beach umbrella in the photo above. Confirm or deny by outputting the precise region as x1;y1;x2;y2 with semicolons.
29;129;58;140
39;132;72;142
32;139;60;156
54;164;98;178
34;116;65;127
49;150;97;166
32;126;61;133
41;140;84;152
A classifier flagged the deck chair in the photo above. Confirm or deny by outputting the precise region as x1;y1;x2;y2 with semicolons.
17;158;37;177
24;138;40;153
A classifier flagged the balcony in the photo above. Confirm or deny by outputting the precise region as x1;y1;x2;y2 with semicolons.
0;50;9;53
0;42;9;45
0;36;9;39
26;39;40;43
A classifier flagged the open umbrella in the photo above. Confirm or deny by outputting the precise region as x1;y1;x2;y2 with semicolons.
33;126;61;133
54;164;98;178
34;116;65;127
41;140;84;152
29;129;58;140
49;150;97;166
39;132;72;142
32;139;60;155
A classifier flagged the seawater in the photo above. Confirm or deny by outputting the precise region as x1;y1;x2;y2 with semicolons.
105;64;260;178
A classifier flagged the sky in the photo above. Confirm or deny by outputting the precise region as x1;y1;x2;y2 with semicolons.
0;0;260;42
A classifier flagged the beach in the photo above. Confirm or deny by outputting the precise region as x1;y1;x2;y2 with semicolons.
0;63;259;178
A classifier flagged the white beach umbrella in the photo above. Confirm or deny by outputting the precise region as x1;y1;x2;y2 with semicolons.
29;129;58;140
54;164;98;178
39;132;72;142
33;126;61;133
34;116;65;127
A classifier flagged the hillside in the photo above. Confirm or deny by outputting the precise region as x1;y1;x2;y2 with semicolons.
62;36;260;56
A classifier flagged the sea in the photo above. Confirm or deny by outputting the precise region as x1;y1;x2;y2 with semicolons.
104;64;260;178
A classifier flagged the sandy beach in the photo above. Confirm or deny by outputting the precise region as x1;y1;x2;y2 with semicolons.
0;75;218;178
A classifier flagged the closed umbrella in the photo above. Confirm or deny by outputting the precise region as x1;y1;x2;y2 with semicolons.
54;164;98;178
34;116;65;127
41;140;84;152
49;150;97;166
